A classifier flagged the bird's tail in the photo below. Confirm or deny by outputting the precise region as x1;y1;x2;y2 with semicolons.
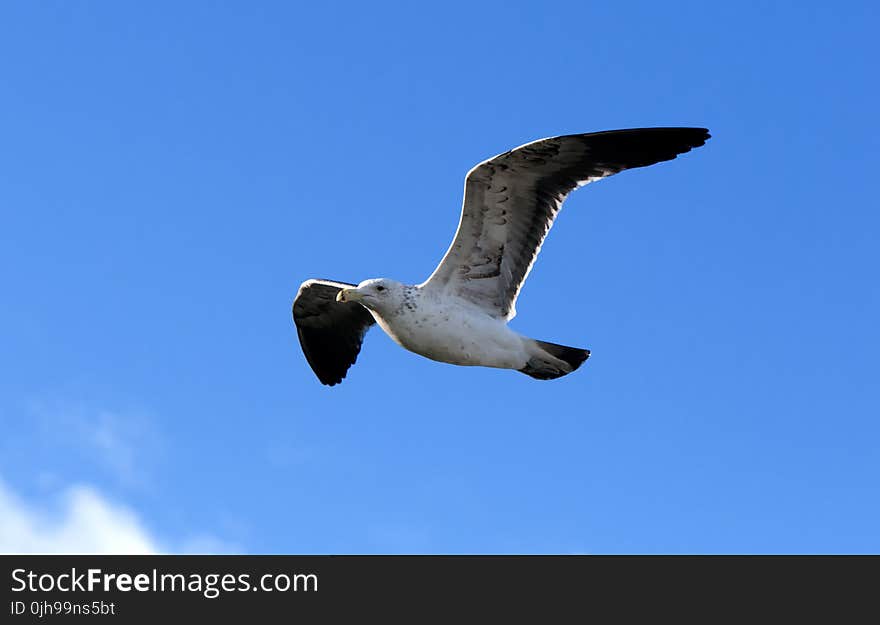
519;339;591;380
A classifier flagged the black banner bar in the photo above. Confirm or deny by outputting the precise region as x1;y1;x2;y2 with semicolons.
1;556;876;621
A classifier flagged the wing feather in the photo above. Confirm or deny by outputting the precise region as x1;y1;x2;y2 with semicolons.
292;279;375;386
421;127;711;319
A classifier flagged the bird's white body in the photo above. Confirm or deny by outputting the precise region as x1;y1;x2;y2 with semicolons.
369;286;530;370
334;279;579;378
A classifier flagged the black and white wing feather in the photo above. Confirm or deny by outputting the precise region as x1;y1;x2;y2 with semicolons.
292;279;375;386
421;127;711;319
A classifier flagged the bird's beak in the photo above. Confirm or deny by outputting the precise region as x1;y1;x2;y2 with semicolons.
336;288;360;303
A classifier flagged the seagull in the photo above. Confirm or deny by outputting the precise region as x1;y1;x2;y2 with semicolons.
293;127;710;385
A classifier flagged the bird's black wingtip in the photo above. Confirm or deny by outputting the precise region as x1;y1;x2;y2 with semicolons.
691;127;711;146
653;127;712;155
655;126;711;147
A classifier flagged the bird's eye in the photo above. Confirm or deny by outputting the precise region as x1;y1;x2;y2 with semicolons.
376;285;385;292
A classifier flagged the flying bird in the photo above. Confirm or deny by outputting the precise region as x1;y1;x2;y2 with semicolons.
293;127;710;385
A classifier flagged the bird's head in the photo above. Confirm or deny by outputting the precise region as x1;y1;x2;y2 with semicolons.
336;278;406;314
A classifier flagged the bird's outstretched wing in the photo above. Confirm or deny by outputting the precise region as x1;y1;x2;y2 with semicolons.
420;127;710;319
292;279;375;385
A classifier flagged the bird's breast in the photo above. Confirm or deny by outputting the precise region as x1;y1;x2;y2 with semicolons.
370;301;526;368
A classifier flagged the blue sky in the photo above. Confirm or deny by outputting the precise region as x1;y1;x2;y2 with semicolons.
1;1;877;553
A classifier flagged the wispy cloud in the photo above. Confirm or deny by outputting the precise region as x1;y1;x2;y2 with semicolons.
0;478;241;555
86;410;152;485
26;399;163;487
3;398;241;554
0;478;158;554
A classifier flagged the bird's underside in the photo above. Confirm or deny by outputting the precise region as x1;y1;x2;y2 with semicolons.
292;127;710;385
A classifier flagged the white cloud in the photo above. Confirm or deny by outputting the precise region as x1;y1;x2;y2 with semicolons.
3;399;241;555
0;479;158;554
0;479;240;555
